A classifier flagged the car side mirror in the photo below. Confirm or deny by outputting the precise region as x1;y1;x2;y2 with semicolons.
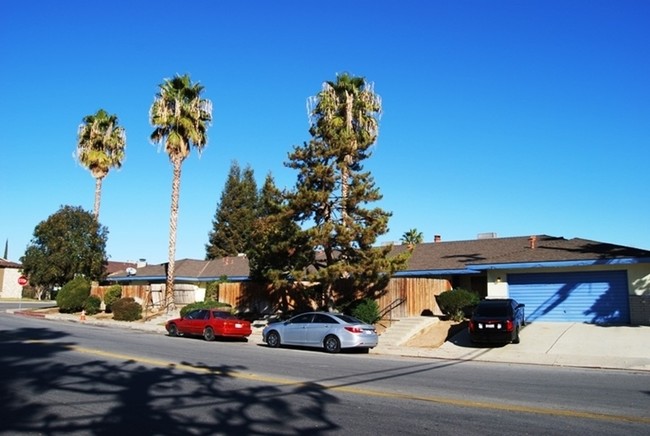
517;304;525;308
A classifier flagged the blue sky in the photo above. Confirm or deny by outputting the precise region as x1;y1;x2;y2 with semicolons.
1;0;648;265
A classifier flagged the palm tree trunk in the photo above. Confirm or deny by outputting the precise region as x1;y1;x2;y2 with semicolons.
165;158;182;312
94;177;103;220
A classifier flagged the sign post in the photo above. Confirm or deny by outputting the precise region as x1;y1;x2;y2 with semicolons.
17;276;28;310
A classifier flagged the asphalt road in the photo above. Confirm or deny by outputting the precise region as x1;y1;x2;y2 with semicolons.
1;310;649;435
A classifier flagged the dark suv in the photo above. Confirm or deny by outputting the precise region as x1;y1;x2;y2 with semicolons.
468;298;526;344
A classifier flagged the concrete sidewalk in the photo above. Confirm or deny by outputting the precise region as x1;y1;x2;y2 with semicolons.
9;309;650;372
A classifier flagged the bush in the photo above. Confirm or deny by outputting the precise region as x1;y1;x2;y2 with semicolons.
351;298;381;324
84;295;102;315
103;285;122;313
57;276;91;313
180;301;232;318
205;281;220;301
112;297;142;321
436;288;480;321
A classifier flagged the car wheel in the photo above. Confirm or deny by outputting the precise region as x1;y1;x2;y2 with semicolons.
167;323;179;337
203;326;216;341
266;330;281;348
512;326;520;344
324;335;341;353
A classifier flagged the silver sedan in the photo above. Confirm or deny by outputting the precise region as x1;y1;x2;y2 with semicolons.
262;311;379;353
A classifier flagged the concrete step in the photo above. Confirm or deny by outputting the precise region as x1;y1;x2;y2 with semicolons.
378;317;440;347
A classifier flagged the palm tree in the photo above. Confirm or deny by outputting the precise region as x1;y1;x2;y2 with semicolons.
401;228;423;248
150;74;212;311
76;109;126;220
307;73;381;225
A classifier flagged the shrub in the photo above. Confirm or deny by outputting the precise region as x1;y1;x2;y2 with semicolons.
57;276;91;313
205;281;220;301
351;298;381;324
180;301;232;317
103;285;122;313
112;297;142;321
436;288;480;321
84;295;102;315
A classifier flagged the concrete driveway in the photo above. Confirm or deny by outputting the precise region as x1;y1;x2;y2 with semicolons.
383;322;650;371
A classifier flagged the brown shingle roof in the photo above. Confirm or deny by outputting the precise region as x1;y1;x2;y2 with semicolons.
108;257;250;281
106;261;136;275
106;235;650;281
0;258;22;269
399;235;650;273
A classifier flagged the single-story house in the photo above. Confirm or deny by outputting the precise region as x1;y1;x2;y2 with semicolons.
391;235;650;325
107;235;650;325
0;258;23;299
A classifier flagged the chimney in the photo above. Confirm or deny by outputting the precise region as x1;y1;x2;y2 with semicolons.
434;235;441;243
528;236;537;249
136;258;147;268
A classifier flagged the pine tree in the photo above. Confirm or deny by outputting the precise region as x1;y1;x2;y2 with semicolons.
248;174;313;312
205;161;258;259
285;73;407;309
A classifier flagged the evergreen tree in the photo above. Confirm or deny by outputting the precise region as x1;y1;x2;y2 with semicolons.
206;161;258;259
248;174;313;312
285;74;408;309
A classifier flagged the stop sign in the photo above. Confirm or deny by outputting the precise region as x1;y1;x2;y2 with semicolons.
18;276;28;286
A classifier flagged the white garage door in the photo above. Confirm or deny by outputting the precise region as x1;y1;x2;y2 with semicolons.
508;271;629;324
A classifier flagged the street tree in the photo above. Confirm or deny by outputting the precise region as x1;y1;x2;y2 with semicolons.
20;205;108;299
75;109;126;220
150;74;212;310
206;161;258;259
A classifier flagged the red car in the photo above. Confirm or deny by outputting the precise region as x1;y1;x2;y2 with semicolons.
166;309;252;341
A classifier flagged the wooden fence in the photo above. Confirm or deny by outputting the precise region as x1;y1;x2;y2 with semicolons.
92;277;451;319
376;277;452;319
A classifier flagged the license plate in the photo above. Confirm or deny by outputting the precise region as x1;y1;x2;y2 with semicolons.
235;323;242;328
486;324;495;329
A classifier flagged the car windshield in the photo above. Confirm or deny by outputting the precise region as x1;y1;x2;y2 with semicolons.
474;303;510;317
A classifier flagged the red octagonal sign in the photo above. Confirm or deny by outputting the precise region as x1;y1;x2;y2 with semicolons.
18;276;28;286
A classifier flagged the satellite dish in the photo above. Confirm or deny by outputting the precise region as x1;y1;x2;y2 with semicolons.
126;267;137;276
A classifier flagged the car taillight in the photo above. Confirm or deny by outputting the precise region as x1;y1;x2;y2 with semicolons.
468;321;475;333
344;326;364;334
505;320;513;332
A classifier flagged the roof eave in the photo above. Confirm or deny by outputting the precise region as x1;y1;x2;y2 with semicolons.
468;257;650;270
393;269;481;277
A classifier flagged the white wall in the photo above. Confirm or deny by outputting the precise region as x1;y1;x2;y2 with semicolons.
0;268;23;299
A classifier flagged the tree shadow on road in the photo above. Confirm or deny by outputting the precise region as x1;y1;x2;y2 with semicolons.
0;327;342;435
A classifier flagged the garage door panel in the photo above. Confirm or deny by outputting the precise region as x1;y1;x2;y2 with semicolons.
508;271;629;324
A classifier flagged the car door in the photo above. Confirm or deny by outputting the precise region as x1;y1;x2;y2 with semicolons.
282;313;313;345
303;313;336;346
186;309;209;335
